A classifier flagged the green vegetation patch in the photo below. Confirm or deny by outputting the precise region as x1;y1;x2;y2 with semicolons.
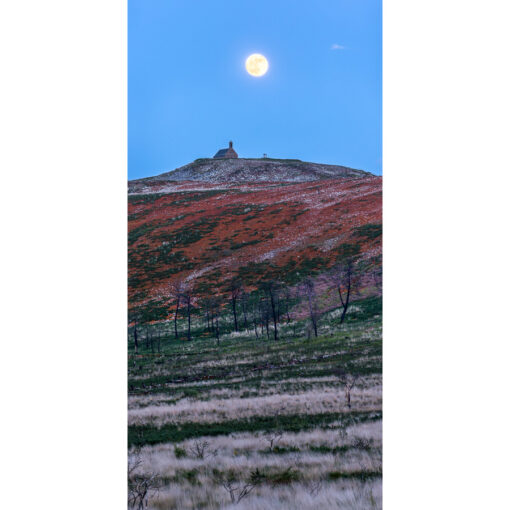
128;411;381;447
128;193;167;206
328;470;381;481
352;223;382;240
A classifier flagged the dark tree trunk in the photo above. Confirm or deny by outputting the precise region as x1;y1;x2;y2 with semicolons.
133;326;139;354
242;296;248;329
276;296;282;323
285;299;291;323
186;298;191;341
338;278;351;324
214;316;220;346
306;294;317;338
231;296;238;332
269;290;279;341
174;296;180;339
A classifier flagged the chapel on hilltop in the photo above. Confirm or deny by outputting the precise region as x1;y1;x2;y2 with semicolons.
213;141;238;159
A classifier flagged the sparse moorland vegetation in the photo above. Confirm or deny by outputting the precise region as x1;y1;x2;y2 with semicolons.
128;294;381;509
128;175;381;509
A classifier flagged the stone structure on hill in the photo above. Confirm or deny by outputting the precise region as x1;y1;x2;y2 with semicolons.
213;141;238;159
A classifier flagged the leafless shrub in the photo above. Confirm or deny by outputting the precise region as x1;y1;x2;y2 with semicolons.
221;469;264;505
128;450;159;510
128;473;159;510
264;431;282;451
335;367;359;408
307;479;323;497
222;480;238;504
190;440;217;459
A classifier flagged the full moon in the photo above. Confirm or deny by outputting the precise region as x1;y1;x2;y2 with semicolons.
245;53;269;77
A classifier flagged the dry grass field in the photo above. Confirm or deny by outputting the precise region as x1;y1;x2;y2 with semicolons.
128;297;382;509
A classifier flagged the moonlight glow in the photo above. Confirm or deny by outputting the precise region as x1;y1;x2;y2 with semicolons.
245;54;269;77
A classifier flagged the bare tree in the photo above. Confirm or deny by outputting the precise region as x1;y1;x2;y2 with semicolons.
169;279;185;339
240;289;249;330
229;279;243;332
331;258;360;325
129;310;141;354
200;296;213;333
258;297;271;341
144;325;150;351
261;280;281;341
301;278;320;338
180;283;194;342
133;325;139;354
149;326;155;354
335;367;359;408
251;301;260;339
155;323;162;354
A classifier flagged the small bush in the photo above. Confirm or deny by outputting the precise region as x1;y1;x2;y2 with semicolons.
352;437;372;450
174;446;186;459
267;467;300;485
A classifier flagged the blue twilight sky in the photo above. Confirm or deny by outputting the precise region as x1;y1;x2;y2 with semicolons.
128;1;382;180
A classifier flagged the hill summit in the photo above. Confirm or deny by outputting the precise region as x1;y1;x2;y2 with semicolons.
132;157;371;186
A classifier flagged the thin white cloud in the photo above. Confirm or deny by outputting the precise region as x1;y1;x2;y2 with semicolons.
331;43;345;50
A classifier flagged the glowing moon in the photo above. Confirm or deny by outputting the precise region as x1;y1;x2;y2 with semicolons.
245;53;269;77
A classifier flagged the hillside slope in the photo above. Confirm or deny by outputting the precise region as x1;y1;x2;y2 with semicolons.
128;158;382;509
129;158;371;193
128;165;381;316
